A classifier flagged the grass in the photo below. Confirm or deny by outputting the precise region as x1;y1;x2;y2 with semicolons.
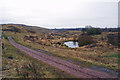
99;52;119;58
2;24;119;76
11;36;118;70
4;31;119;70
2;39;74;78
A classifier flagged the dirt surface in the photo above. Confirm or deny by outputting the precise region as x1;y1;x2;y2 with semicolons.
8;36;117;78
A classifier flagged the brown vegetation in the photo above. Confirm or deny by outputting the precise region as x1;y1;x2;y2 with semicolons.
107;34;118;46
78;35;93;46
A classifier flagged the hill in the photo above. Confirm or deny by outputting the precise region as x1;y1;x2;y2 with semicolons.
2;24;119;78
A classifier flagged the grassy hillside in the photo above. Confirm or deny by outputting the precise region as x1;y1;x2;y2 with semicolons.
2;24;74;78
2;24;119;77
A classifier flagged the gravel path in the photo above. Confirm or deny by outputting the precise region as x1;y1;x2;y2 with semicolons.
8;37;117;78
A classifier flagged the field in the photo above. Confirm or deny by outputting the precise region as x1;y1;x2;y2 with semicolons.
2;38;74;78
2;24;119;78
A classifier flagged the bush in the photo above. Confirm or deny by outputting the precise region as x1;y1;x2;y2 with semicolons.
78;35;93;46
83;26;102;35
12;27;21;33
107;34;118;46
57;42;61;45
4;35;8;40
86;28;102;35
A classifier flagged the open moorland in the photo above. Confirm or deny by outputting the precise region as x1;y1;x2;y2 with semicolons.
1;24;119;78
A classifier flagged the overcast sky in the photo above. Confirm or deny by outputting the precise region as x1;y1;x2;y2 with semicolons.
0;0;119;28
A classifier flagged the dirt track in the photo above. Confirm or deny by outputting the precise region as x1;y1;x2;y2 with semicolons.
8;36;117;78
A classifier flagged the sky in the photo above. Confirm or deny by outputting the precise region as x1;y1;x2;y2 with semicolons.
0;0;119;29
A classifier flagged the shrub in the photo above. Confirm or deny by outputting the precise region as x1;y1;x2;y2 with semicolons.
12;27;21;33
86;28;102;35
78;35;93;46
4;35;8;40
2;26;21;33
107;34;118;46
57;42;61;45
83;26;102;35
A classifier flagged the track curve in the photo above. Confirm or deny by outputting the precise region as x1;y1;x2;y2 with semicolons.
8;36;117;78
